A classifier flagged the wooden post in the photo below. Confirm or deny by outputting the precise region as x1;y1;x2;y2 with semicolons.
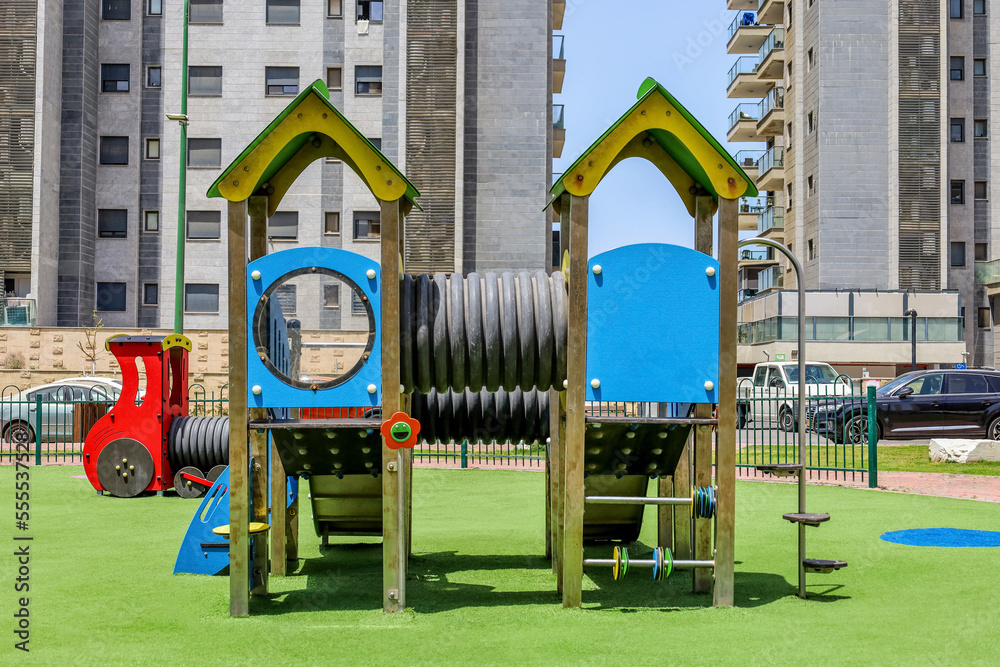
555;193;570;593
380;197;405;612
547;388;561;571
227;198;250;617
562;194;588;608
714;196;739;607
692;195;715;594
656;403;673;552
247;196;269;594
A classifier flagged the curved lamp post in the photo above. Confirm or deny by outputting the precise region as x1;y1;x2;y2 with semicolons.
738;237;808;598
166;0;190;335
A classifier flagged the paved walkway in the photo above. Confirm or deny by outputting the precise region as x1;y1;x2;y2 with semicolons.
737;469;1000;503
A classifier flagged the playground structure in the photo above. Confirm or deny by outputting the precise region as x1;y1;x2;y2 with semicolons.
82;334;229;498
202;77;755;616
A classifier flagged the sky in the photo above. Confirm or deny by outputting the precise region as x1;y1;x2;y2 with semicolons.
554;1;741;257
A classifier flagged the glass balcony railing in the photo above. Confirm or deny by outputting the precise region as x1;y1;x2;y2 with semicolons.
758;265;784;291
757;145;784;173
740;196;768;215
728;11;758;40
758;206;784;233
739;245;769;262
758;27;785;62
975;259;1000;285
728;104;760;130
758;86;784;117
738;316;965;344
728;56;759;85
553;104;565;130
733;150;765;170
553;34;565;60
1;298;36;327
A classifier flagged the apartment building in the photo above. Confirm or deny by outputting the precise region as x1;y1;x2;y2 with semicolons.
1;0;565;329
726;0;984;375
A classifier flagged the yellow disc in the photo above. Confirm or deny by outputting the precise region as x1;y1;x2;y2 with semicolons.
212;522;271;538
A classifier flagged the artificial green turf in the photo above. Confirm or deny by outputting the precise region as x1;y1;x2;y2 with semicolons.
2;467;999;665
738;445;1000;476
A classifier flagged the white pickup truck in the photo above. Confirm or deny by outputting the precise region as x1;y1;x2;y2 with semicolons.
737;361;852;431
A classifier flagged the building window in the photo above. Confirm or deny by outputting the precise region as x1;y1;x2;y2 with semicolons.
807;238;815;260
190;0;223;23
974;58;987;76
974;0;986;14
353;211;381;239
975;181;988;199
99;136;129;165
97;283;127;312
807;112;814;133
807;48;814;69
975;119;988;138
357;0;383;21
189;66;223;96
951;118;965;142
187;211;221;240
326;67;343;91
185;284;220;314
147;66;161;88
328;0;343;17
807;175;814;195
368;137;382;151
187;138;222;168
148;0;162;16
324;211;341;235
267;0;300;24
266;67;299;96
951;56;965;80
268;212;299;240
144;210;159;233
351;292;367;315
951;241;967;267
275;285;297;315
951;180;966;204
102;0;130;20
98;210;128;239
323;284;340;308
101;64;130;93
145;138;160;160
978;307;991;328
951;0;964;18
143;284;159;306
976;242;988;261
355;66;382;95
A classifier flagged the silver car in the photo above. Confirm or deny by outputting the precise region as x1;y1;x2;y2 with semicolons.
0;378;125;445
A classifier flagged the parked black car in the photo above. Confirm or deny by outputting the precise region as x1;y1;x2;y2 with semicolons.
810;369;1000;444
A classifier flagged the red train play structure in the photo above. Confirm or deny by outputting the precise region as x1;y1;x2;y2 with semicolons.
83;334;229;498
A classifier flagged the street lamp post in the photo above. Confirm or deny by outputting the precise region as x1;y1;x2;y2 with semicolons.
904;309;918;371
167;0;191;335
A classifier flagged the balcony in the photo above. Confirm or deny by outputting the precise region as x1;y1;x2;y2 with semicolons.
727;12;771;55
1;298;36;327
733;149;764;179
727;56;771;99
758;206;784;237
757;27;785;81
975;259;1000;295
553;0;565;30
727;104;762;142
739;195;768;232
758;265;785;292
738;245;775;266
553;35;565;94
729;0;757;8
756;145;785;191
553;104;565;159
756;87;784;136
738;288;759;303
758;0;785;26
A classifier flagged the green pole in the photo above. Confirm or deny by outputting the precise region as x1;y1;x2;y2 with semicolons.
173;0;190;334
34;394;42;466
867;386;877;488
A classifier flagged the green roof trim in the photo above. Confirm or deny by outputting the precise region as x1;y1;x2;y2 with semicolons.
207;79;419;206
549;77;758;204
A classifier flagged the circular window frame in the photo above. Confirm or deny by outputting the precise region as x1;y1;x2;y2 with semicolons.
252;266;377;391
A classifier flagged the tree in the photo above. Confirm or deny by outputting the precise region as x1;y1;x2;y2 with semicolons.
77;311;104;376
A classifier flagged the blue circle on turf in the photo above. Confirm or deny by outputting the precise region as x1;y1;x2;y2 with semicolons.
880;528;1000;548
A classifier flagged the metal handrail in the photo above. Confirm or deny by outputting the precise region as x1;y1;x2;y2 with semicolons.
728;103;760;130
758;26;785;61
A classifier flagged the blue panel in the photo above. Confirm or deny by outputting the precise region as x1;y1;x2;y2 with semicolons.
586;243;719;403
173;467;231;575
245;247;381;409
